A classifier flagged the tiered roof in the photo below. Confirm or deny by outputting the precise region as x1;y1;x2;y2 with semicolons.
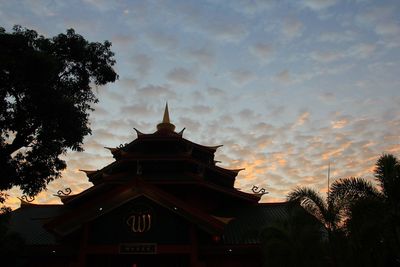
9;104;292;247
67;104;259;206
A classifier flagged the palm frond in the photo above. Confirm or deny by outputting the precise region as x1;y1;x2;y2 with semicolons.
374;154;400;202
329;177;382;204
287;187;327;225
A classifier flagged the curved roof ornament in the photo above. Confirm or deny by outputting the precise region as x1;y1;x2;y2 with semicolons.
133;128;144;136
104;147;119;154
177;128;185;136
157;102;176;133
79;169;97;176
18;195;35;206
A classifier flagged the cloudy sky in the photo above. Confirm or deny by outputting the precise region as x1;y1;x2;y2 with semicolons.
2;0;399;208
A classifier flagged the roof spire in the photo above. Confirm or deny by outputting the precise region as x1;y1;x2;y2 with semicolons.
163;102;170;123
157;102;175;133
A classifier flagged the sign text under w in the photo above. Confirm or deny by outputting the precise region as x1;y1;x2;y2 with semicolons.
126;205;153;233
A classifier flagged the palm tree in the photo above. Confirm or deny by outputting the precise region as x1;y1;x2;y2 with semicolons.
323;154;400;266
330;154;400;266
260;205;327;267
287;187;340;234
286;154;400;266
373;154;400;265
328;177;384;266
287;186;344;266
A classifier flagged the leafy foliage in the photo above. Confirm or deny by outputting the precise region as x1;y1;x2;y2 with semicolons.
375;154;400;205
0;25;118;196
260;205;327;267
287;186;340;231
286;154;400;266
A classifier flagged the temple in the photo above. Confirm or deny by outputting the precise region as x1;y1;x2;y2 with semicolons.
8;104;291;267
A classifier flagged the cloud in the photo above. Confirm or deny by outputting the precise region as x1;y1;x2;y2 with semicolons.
24;0;64;17
355;5;400;47
206;87;225;97
319;92;335;102
310;50;344;62
179;117;201;132
308;44;375;69
318;31;356;43
224;0;274;16
293;111;310;127
238;109;256;120
120;103;155;117
135;84;177;99
167;67;197;85
253;134;274;149
119;78;139;90
82;0;118;12
111;34;136;47
321;141;352;161
249;43;274;61
348;43;376;59
174;2;249;43
253;122;275;133
132;54;152;77
356;6;393;25
187;47;215;66
301;0;337;10
282;18;304;39
219;114;234;125
146;31;179;50
230;69;256;85
275;69;291;83
199;18;248;43
331;118;349;129
375;21;400;37
90;128;121;142
191;105;213;114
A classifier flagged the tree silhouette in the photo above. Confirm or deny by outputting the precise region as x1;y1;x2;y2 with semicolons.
289;154;400;266
374;154;400;264
287;186;345;266
260;206;327;267
0;25;118;196
328;155;400;265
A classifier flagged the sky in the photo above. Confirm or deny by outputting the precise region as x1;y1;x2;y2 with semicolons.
1;0;400;209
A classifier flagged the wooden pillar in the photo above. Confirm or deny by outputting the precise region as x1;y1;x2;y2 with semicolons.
190;224;205;267
75;223;89;267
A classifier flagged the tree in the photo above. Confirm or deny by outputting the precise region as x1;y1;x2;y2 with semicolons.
287;187;341;235
0;25;118;196
260;205;328;267
315;155;400;266
285;154;400;266
329;177;384;266
374;154;400;264
287;186;345;266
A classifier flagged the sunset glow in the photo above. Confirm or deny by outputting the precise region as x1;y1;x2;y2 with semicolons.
2;0;399;208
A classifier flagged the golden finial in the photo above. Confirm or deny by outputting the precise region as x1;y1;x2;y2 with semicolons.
157;102;175;132
163;102;170;123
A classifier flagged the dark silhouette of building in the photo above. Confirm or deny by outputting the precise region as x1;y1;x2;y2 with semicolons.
9;104;290;267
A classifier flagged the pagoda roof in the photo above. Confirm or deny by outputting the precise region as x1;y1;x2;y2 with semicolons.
8;204;64;245
8;201;295;246
85;157;240;181
223;202;291;244
118;104;223;155
119;134;222;155
65;174;260;207
45;177;226;236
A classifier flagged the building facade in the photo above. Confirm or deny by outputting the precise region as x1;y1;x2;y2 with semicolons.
9;105;291;267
